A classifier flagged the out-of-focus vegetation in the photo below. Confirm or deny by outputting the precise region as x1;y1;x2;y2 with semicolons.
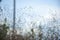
0;8;60;40
0;18;9;40
0;2;60;40
0;16;60;40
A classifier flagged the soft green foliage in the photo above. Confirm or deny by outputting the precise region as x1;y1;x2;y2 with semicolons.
0;18;9;40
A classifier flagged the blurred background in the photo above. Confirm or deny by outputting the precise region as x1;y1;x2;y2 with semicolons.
0;0;60;40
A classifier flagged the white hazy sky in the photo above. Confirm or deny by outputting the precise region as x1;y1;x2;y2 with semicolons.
0;0;60;33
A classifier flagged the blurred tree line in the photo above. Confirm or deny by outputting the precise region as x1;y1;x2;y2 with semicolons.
0;13;60;40
0;1;60;39
0;0;60;40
